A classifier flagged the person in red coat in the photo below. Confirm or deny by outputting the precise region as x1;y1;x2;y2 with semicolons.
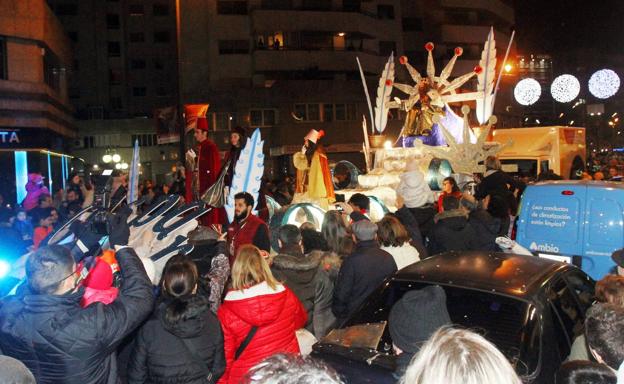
217;245;307;384
186;116;222;225
437;176;463;212
226;192;270;265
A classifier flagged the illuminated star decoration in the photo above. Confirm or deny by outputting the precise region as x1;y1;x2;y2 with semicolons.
550;74;580;103
588;69;620;99
417;106;507;175
514;78;541;106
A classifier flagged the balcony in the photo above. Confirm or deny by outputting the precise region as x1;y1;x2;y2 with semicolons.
440;25;511;46
440;0;514;24
250;9;391;39
252;48;384;73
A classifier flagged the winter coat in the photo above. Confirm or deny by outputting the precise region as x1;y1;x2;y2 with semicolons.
406;205;436;240
468;209;507;252
475;170;517;200
428;210;478;255
217;282;307;384
381;243;420;270
0;247;154;384
271;247;335;338
437;190;463;212
128;295;226;384
332;240;397;325
397;170;435;209
393;207;428;259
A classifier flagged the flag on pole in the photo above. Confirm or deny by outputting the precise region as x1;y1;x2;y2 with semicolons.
128;139;140;212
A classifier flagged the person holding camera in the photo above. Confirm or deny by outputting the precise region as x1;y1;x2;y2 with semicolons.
0;212;155;384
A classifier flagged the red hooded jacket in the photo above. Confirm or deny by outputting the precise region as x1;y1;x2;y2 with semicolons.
217;282;307;384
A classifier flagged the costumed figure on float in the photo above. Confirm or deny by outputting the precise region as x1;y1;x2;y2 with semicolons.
186;116;223;225
293;129;335;209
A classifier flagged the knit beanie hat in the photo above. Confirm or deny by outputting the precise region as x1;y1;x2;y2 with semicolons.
83;258;113;290
388;285;451;353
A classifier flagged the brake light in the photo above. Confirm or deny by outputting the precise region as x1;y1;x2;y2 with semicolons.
562;190;574;196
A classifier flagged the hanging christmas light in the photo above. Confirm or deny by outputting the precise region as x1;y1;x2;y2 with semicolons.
514;78;541;106
550;74;580;103
589;69;620;99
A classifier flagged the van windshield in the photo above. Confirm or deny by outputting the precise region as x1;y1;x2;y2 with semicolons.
330;280;540;378
501;159;538;178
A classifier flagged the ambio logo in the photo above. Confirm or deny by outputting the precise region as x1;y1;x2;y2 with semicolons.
529;242;560;253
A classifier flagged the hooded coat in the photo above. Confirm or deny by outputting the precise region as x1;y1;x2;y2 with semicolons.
22;180;49;211
217;282;306;384
396;169;434;209
127;295;226;384
428;210;478;255
270;247;335;338
468;209;507;252
0;247;154;384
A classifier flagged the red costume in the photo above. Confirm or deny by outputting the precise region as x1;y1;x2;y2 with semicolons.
227;213;270;264
186;117;223;225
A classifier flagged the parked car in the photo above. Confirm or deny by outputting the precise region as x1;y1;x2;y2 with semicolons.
312;251;595;384
516;180;624;279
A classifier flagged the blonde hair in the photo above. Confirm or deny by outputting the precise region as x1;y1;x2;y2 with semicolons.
401;327;521;384
231;244;279;291
485;155;502;171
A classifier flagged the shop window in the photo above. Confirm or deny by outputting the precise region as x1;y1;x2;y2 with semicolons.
154;31;170;43
153;3;169;16
218;40;250;54
217;1;248;15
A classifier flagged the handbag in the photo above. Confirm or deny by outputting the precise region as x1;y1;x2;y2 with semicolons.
201;159;231;208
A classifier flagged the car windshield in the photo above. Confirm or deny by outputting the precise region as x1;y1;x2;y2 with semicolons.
325;280;540;377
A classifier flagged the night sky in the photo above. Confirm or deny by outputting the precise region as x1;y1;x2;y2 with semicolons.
514;0;624;57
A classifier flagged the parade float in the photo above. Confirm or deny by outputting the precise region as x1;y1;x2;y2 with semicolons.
286;28;514;224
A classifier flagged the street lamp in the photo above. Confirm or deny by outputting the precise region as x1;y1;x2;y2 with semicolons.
504;63;513;73
121;162;129;170
102;154;112;163
112;154;121;163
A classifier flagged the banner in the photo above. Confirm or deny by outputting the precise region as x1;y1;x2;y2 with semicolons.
127;139;140;212
155;106;180;144
184;104;210;133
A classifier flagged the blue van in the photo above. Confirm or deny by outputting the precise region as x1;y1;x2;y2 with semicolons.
516;181;624;280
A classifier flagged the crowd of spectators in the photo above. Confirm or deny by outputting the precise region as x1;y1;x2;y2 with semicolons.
2;154;624;384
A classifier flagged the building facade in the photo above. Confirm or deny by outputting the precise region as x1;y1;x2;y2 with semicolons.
0;0;76;203
46;0;181;180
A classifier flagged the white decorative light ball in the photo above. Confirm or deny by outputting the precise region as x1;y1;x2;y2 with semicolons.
550;74;580;103
112;154;121;163
589;69;620;99
514;78;541;106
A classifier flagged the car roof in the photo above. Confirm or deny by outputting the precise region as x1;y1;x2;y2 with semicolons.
396;251;572;299
531;180;624;190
